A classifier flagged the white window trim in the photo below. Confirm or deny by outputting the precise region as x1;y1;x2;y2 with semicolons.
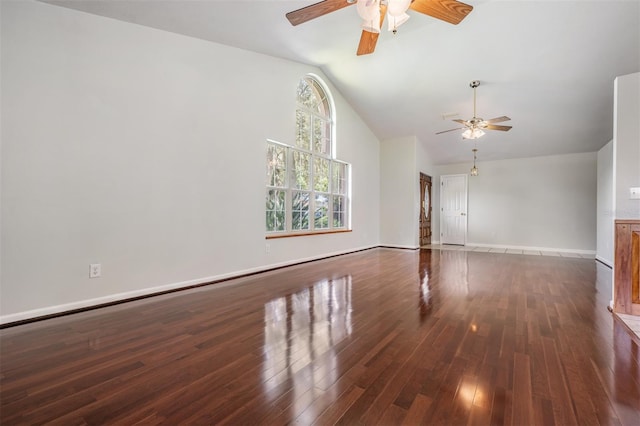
266;140;350;237
266;74;350;237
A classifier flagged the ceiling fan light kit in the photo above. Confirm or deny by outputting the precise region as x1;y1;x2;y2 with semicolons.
357;0;382;33
462;127;485;140
436;80;513;139
286;0;473;55
385;0;412;34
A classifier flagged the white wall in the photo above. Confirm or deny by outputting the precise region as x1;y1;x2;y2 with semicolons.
613;72;640;220
596;141;614;266
379;137;441;249
380;136;417;248
435;152;598;252
416;139;438;246
0;1;381;322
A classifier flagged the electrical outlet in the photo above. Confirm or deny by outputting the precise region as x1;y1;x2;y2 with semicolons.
630;187;640;200
89;263;101;278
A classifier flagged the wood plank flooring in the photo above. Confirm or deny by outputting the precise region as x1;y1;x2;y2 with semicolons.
1;248;639;425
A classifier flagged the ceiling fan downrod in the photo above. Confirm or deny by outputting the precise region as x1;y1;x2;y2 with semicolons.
470;80;480;119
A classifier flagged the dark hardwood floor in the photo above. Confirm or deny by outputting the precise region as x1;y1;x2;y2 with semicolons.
1;248;639;425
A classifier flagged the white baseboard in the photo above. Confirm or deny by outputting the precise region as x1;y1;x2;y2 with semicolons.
595;255;613;268
379;244;419;250
465;242;596;255
0;245;378;325
0;242;600;325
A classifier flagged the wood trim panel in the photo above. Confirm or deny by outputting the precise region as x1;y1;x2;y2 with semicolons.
614;220;640;315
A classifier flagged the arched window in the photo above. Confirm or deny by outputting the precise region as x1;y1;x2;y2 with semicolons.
295;76;332;156
266;75;350;236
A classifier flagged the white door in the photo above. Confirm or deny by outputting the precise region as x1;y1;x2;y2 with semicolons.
440;174;468;245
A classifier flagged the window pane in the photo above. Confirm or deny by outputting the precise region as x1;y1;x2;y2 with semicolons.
313;118;331;156
266;144;287;187
333;195;345;228
292;191;310;230
313;157;330;192
297;79;315;110
298;78;330;116
318;94;330;118
291;150;310;190
332;162;347;195
266;190;286;232
295;110;311;151
314;194;329;229
265;75;349;236
309;79;329;117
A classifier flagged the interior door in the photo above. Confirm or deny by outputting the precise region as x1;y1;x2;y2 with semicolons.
419;173;432;246
440;174;468;245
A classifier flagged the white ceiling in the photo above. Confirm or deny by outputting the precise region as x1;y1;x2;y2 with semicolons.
43;0;640;164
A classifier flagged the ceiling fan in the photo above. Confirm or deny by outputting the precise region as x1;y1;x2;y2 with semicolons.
436;80;512;139
286;0;473;56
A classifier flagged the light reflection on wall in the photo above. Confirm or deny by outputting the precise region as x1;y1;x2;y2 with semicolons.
262;276;353;395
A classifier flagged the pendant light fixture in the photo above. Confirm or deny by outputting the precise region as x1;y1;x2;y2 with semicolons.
470;148;479;176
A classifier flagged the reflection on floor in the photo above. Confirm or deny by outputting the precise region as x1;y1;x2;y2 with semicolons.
1;248;638;424
422;244;595;259
423;244;640;343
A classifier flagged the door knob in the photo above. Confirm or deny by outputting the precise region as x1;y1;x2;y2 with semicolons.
461;212;466;216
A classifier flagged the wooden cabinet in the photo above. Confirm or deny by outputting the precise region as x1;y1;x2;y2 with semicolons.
614;220;640;315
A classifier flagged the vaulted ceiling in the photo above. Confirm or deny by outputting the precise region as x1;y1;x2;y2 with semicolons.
43;0;640;164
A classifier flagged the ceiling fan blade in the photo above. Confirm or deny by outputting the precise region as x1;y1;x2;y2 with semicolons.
409;0;473;25
485;116;511;123
286;0;353;26
356;4;387;56
485;124;512;131
436;127;465;135
452;119;467;124
357;31;380;56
